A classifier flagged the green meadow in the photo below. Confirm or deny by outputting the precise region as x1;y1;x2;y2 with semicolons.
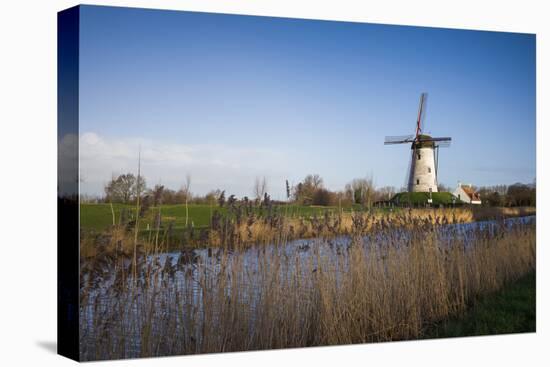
80;203;361;232
425;271;536;338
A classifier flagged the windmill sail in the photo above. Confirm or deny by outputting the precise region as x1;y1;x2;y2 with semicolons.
384;135;415;144
416;93;428;138
418;136;451;142
434;140;451;148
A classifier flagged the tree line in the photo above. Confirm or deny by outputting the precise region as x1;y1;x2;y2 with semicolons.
476;183;536;207
98;172;395;208
95;172;535;208
291;174;395;207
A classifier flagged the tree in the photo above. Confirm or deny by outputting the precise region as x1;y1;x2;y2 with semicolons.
161;189;176;204
105;174;134;203
333;190;353;207
262;192;271;207
305;174;323;190
437;183;451;192
486;191;503;207
253;176;268;203
104;173;147;204
139;194;152;218
181;174;192;227
204;189;221;205
150;184;165;206
218;190;226;207
294;182;306;203
376;186;396;201
285;180;291;201
312;188;334;206
478;186;503;207
345;177;375;207
293;174;324;205
507;183;535;207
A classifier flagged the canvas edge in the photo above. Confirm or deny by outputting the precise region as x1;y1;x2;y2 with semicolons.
57;4;80;362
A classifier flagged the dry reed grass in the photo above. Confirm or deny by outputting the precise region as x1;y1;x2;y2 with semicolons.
220;206;535;248
79;214;535;360
80;206;535;256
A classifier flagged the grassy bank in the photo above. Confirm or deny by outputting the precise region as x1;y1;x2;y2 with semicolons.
81;203;536;234
424;271;536;338
80;204;536;256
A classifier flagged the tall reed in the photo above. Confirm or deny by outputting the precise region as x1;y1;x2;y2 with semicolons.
79;215;535;361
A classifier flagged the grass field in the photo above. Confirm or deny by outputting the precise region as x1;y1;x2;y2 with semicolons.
80;203;224;231
79;203;356;232
80;202;535;237
425;271;536;338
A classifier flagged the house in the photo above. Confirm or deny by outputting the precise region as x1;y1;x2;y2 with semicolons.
453;183;482;205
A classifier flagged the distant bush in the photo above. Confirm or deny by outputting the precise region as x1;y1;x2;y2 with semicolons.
312;188;335;206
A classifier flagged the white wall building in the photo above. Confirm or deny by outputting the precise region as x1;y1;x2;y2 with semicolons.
453;183;482;205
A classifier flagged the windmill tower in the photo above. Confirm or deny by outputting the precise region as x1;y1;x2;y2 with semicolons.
384;93;451;193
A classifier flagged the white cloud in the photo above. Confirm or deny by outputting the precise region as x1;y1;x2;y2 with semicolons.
79;132;292;198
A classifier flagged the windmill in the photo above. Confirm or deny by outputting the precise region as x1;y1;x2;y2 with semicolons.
384;93;451;193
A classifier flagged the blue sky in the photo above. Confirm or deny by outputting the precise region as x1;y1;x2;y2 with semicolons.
78;5;536;198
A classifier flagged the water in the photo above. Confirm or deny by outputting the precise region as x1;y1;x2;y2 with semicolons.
154;215;535;270
79;215;535;360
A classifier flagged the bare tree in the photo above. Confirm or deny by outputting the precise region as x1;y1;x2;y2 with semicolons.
133;148;142;281
377;186;396;201
182;174;192;227
253;176;268;204
305;174;323;190
437;183;451;193
285;179;291;201
346;176;375;207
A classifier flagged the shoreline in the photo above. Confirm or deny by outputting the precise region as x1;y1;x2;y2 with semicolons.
79;207;536;257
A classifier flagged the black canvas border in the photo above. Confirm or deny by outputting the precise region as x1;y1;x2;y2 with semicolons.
57;5;80;361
